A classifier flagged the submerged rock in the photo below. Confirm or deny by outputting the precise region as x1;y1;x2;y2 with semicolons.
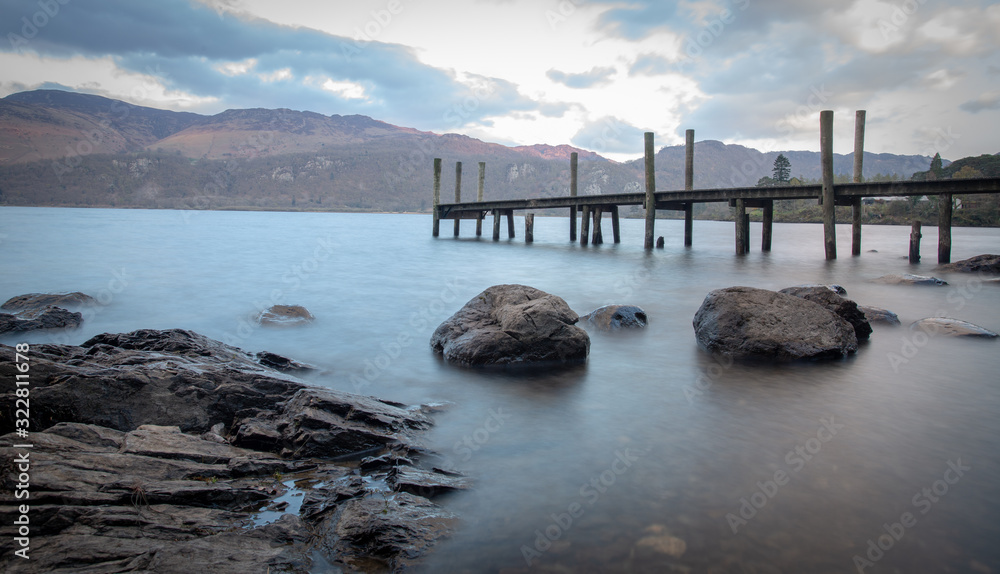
257;304;315;326
938;254;1000;274
1;291;97;311
430;284;590;367
0;305;82;334
910;318;999;338
779;286;872;341
692;287;858;360
874;274;948;286
581;304;648;331
784;284;847;295
859;305;901;325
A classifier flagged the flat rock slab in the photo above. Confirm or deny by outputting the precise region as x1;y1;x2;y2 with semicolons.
431;284;590;367
910;317;999;338
874;274;948;286
0;305;82;334
581;304;648;331
693;286;858;360
938;254;1000;274
859;305;901;325
1;291;97;311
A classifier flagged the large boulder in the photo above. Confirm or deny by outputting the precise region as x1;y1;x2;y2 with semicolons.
1;291;96;311
938;254;1000;274
581;304;648;331
779;286;872;341
0;306;82;334
430;284;590;366
692;287;858;360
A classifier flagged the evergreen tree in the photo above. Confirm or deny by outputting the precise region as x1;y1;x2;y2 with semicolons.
772;154;791;184
929;153;944;179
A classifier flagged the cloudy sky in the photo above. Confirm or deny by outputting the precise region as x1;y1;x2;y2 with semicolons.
2;0;998;161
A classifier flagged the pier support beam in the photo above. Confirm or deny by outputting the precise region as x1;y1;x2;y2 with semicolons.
454;162;462;237
685;129;694;247
581;206;591;246
939;194;952;263
506;209;515;239
525;213;534;243
644;132;656;249
762;200;773;251
432;158;441;237
492;210;501;241
570;152;578;241
735;199;747;255
852;110;866;255
476;161;485;237
909;220;922;263
821;110;837;260
592;208;603;245
611;205;621;244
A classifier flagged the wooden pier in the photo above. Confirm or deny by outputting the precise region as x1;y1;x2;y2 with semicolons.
433;111;1000;262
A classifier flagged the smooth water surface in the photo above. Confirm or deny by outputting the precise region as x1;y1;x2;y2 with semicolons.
2;207;998;573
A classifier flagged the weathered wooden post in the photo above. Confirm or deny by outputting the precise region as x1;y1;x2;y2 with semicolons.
735;199;747;255
938;194;952;263
852;110;866;256
762;201;773;251
610;205;621;243
432;158;442;237
454;162;462;237
821;110;837;260
506;210;515;239
492;210;501;241
644;132;656;249
592;208;603;245
476;161;485;237
684;129;694;246
570;152;578;241
525;213;534;243
909;220;922;263
580;205;591;246
743;212;751;253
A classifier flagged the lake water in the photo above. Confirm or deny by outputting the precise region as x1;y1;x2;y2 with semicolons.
2;207;999;573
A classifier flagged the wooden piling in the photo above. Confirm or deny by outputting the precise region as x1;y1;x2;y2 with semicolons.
644;132;656;249
852;110;865;255
506;210;515;239
525;213;534;243
454;162;462;237
656;236;664;248
592;208;603;245
570;152;578;241
580;205;591;246
743;212;751;253
762;200;773;251
492;210;501;241
476;161;485;237
938;194;952;263
820;111;837;260
610;205;621;243
432;158;441;237
685;129;694;247
909;220;922;263
735;199;747;255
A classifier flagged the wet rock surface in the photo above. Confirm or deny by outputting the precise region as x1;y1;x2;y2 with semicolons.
693;287;858;360
0;306;82;334
874;274;948;286
256;304;315;326
431;284;590;367
859;305;901;325
910;317;999;338
0;329;462;573
581;304;648;331
779;285;872;341
1;291;97;311
938;254;1000;274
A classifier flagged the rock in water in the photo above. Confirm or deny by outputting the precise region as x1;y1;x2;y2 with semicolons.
692;287;858;360
874;274;948;286
910;318;999;338
938;254;1000;274
257;304;315;326
431;284;590;367
0;306;83;334
859;305;901;325
1;291;97;310
779;286;872;341
581;304;648;331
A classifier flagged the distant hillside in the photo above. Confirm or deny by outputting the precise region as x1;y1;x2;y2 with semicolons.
0;89;957;214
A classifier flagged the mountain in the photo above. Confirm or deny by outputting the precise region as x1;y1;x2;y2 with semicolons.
0;89;945;212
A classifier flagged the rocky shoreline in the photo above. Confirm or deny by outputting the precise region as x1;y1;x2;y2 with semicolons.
0;329;467;573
